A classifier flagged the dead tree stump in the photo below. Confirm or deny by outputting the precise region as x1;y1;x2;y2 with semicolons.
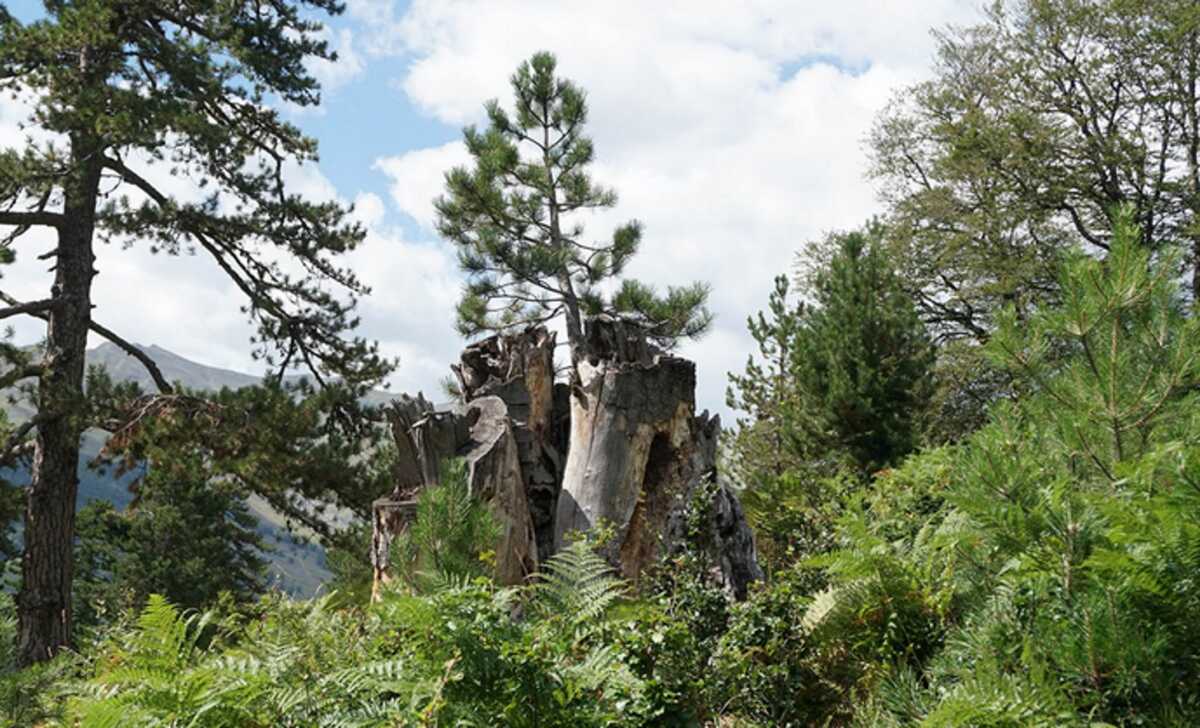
454;327;563;562
370;495;418;602
462;396;538;585
371;319;761;600
555;317;697;579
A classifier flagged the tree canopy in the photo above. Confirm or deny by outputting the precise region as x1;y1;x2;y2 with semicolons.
0;0;390;665
872;0;1200;341
435;51;712;356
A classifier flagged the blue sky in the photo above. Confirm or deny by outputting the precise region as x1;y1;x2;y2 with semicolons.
1;0;983;417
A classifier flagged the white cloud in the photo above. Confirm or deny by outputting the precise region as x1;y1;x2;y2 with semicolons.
342;219;464;398
307;28;366;93
374;141;469;229
3;1;986;420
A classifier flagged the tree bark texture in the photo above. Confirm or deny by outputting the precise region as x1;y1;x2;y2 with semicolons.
454;327;563;561
665;412;764;600
555;317;721;582
17;138;101;666
462;396;538;585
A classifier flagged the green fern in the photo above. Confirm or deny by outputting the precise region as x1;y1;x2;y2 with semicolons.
531;537;625;629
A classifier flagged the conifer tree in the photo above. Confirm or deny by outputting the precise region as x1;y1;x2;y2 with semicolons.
435;51;711;363
791;226;934;473
0;1;389;664
73;451;267;627
728;224;933;482
726;275;806;484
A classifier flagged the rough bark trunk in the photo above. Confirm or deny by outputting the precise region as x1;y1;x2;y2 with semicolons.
370;495;418;602
454;327;562;561
17;138;101;666
555;316;762;595
462;396;538;585
373;320;761;599
554;317;696;580
371;394;461;601
666;412;764;600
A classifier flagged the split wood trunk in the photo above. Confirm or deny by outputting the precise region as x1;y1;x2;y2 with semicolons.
553;316;761;597
372;319;761;600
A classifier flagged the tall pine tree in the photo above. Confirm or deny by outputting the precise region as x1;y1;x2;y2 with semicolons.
729;223;934;480
791;225;934;473
435;51;711;365
0;1;389;664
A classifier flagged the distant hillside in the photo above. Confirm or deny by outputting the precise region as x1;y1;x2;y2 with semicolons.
87;342;273;391
3;343;404;597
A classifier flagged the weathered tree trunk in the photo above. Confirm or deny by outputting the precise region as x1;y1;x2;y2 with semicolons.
384;394;435;487
370;495;418;602
554;317;697;579
17;139;101;666
371;394;458;601
372;329;558;595
461;396;538;585
454;327;562;561
666;412;764;600
373;320;761;599
555;316;762;595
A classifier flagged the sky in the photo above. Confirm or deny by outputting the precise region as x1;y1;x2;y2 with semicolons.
1;0;984;419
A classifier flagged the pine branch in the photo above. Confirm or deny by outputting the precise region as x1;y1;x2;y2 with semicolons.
0;412;48;465
0;290;173;394
0;210;64;228
0;297;56;321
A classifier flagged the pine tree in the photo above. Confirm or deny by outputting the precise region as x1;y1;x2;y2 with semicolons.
726;275;806;483
73;451;267;627
727;225;933;569
729;223;933;482
435;51;711;364
790;225;935;474
0;1;390;664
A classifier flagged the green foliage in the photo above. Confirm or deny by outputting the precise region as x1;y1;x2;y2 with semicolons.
91;376;396;552
870;0;1200;430
725;274;808;486
436;51;710;350
822;215;1200;726
791;225;935;474
390;460;502;591
1;597;69;727
0;0;391;387
728;222;933;573
729;222;933;479
51;541;645;727
871;0;1200;333
73;450;268;628
2;0;395;664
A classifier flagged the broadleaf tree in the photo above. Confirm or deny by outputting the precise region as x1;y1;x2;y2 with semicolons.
872;0;1200;342
435;51;712;367
0;1;391;665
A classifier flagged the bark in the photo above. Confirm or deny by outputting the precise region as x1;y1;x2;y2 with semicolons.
555;316;762;595
369;495;418;602
454;327;562;561
17;135;102;666
384;394;437;488
371;394;462;600
372;320;760;599
462;396;538;585
666;412;764;600
554;317;696;580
